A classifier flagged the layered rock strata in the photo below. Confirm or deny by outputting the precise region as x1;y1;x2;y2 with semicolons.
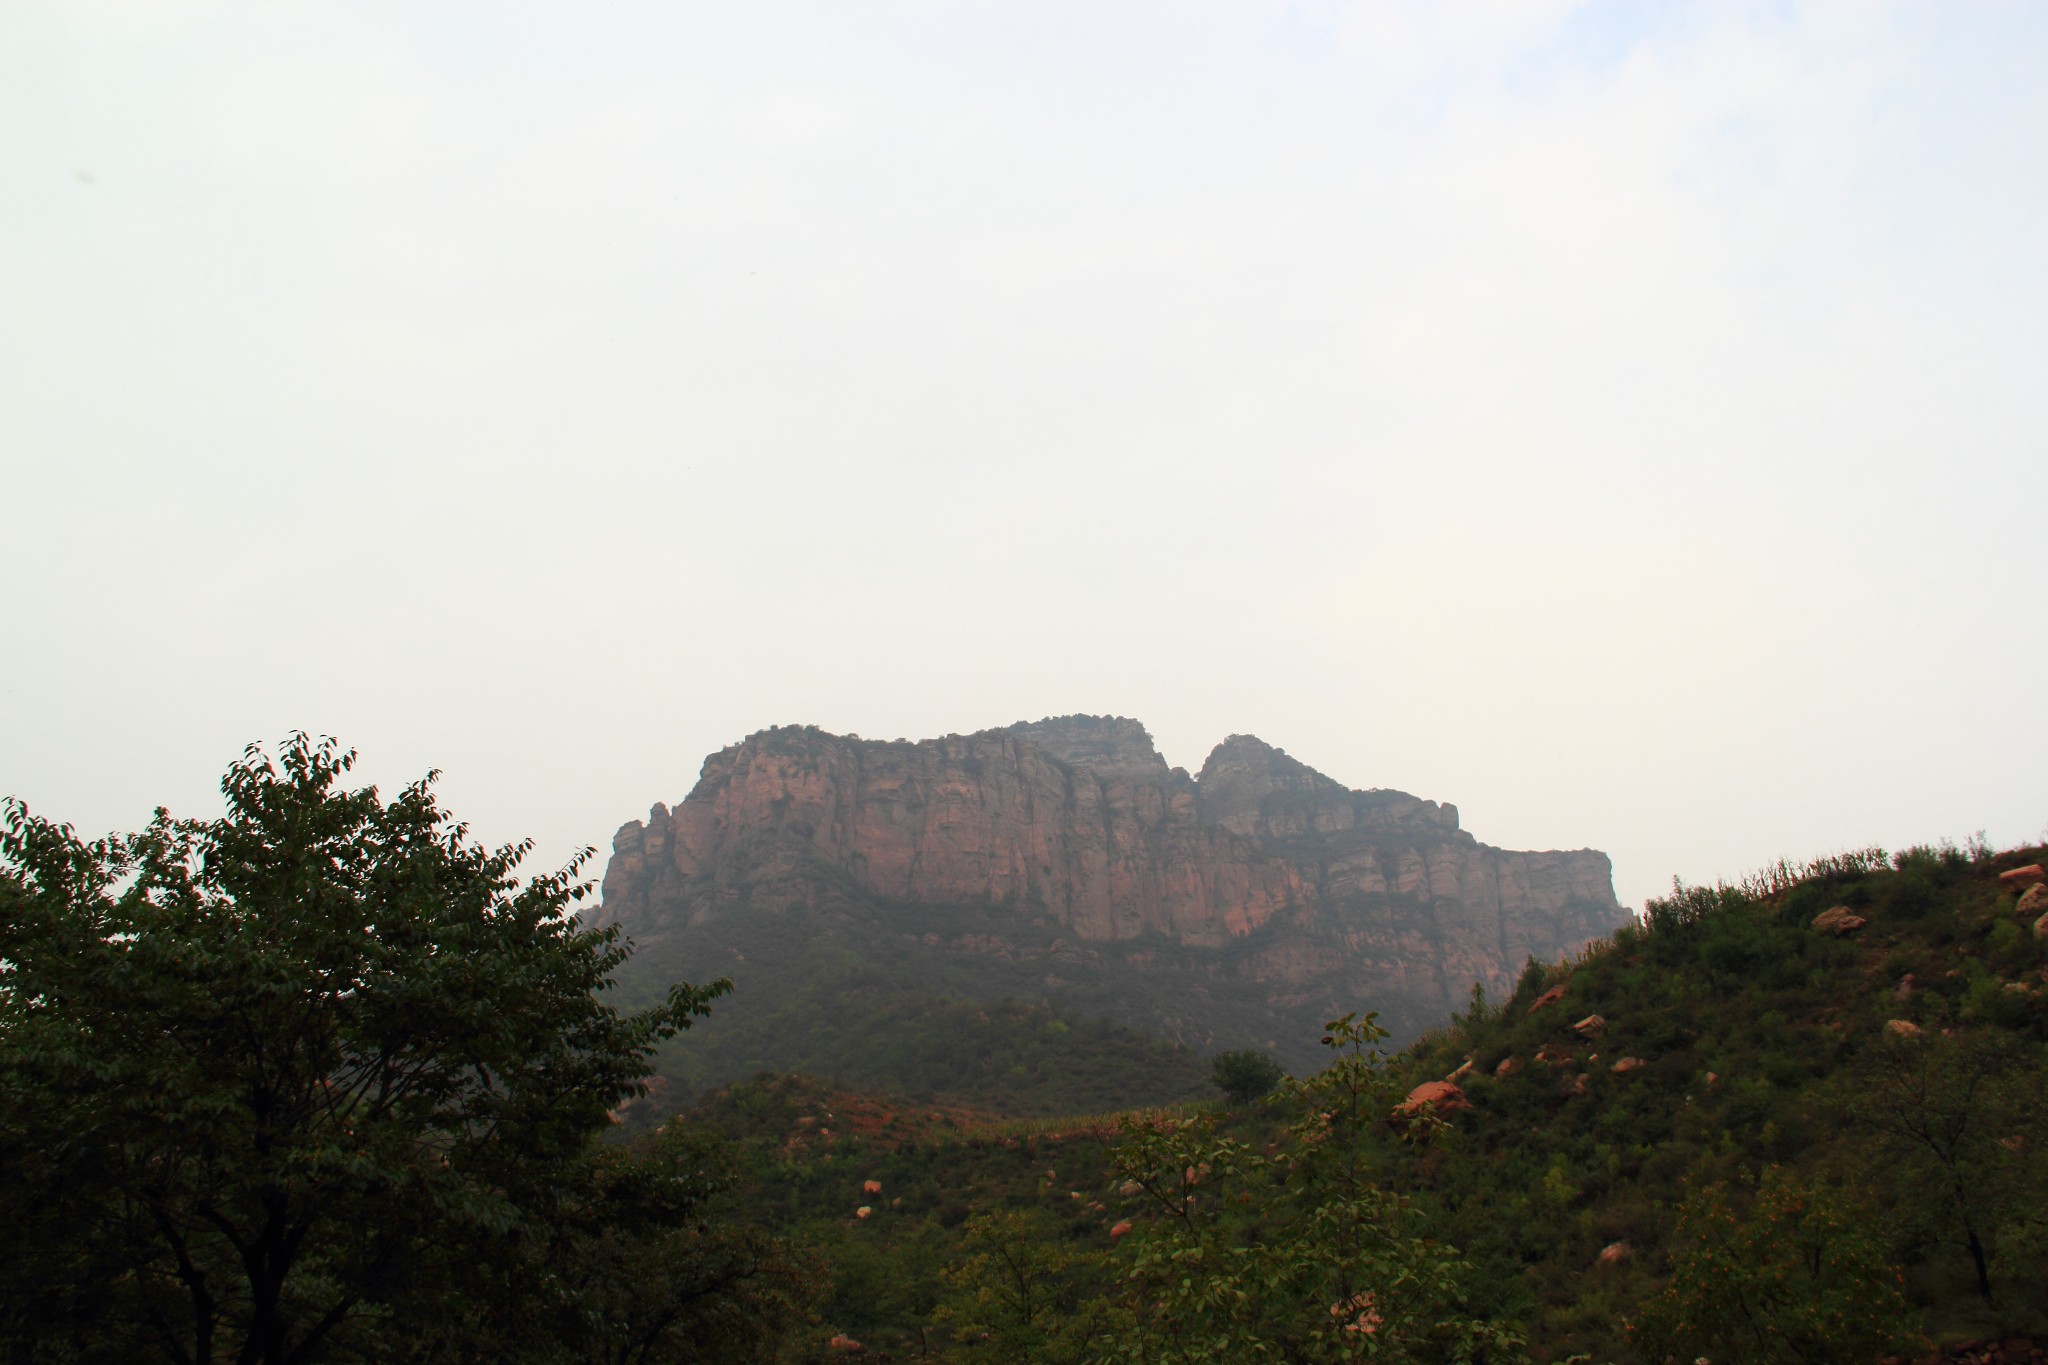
596;716;1624;1048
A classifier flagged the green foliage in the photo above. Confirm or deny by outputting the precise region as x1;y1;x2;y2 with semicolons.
935;1208;1114;1362
0;736;796;1364
648;976;1214;1121
1209;1048;1285;1107
1396;842;2048;1358
1840;1028;2048;1303
1630;1168;1917;1364
1101;1014;1523;1362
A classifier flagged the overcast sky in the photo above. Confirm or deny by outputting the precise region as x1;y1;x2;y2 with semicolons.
5;1;2045;911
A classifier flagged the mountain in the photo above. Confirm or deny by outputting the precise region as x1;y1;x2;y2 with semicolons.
594;715;1625;1101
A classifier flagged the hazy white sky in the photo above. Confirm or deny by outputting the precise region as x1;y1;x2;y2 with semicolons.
5;1;2044;910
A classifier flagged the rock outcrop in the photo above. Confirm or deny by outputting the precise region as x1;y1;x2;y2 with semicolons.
1811;905;1867;936
595;715;1626;1063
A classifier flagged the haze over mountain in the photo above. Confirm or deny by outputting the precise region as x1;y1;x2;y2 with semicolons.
595;715;1625;1097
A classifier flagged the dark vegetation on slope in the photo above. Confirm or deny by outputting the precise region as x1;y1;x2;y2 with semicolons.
677;837;2048;1362
622;984;1213;1126
610;903;1227;1119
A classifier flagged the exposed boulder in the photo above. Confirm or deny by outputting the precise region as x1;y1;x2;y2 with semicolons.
1998;864;2045;887
2035;912;2048;943
1395;1080;1471;1119
1597;1241;1631;1267
1445;1058;1474;1082
1572;1014;1606;1039
1493;1056;1523;1079
1811;905;1867;936
1568;1073;1590;1097
1885;1019;1923;1039
2016;883;2048;916
1527;983;1569;1014
1611;1057;1646;1074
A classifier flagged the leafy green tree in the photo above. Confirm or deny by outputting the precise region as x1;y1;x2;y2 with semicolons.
934;1208;1113;1362
1209;1049;1285;1108
1629;1168;1917;1364
0;735;731;1364
1104;1014;1523;1363
442;1123;824;1365
1842;1028;2047;1304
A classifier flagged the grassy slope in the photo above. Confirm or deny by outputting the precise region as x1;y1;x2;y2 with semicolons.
671;839;2048;1361
1395;840;2048;1358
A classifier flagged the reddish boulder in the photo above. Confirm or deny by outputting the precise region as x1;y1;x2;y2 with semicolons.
1597;1241;1631;1266
1998;864;2045;887
1811;905;1867;936
2016;883;2048;916
1885;1019;1923;1039
1527;983;1569;1014
1610;1057;1645;1074
1395;1080;1470;1118
1493;1056;1523;1079
1572;1013;1606;1039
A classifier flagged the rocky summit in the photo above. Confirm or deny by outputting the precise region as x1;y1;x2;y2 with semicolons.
595;716;1625;1092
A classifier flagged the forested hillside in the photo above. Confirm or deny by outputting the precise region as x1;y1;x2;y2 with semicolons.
682;836;2048;1362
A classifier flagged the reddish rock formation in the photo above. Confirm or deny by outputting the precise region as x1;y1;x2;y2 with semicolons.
602;719;1303;946
1811;905;1867;936
1397;1080;1471;1117
1998;864;2045;887
595;716;1625;1058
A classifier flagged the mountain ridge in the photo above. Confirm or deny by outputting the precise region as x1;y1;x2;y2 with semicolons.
594;715;1626;1089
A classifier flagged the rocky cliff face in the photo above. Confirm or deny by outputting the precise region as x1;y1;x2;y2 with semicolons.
597;716;1625;1063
